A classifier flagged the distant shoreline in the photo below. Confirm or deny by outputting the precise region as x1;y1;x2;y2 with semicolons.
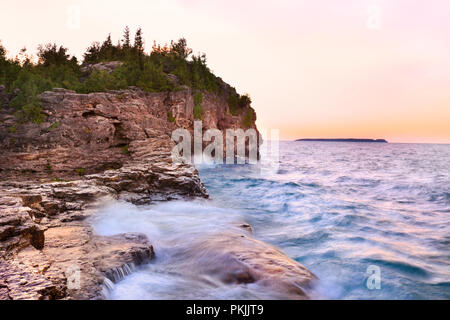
295;138;388;143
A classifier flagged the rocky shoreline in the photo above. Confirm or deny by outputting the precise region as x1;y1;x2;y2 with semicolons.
0;84;315;299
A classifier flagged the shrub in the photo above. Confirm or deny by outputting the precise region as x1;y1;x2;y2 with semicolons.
81;70;126;93
242;109;254;128
227;91;239;116
48;121;60;131
167;111;175;123
193;92;204;120
120;144;130;155
239;94;252;108
14;104;45;124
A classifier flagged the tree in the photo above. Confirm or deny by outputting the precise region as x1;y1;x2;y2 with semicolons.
101;33;113;60
134;28;144;52
102;34;113;50
0;42;6;60
170;38;192;60
134;28;144;70
37;44;72;66
122;26;131;48
83;41;101;63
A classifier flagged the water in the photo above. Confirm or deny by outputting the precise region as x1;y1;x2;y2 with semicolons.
92;141;450;299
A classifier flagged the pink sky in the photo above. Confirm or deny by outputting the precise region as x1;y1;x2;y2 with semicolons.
1;0;449;143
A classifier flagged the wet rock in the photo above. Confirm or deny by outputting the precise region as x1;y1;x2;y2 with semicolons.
0;85;266;300
181;232;316;299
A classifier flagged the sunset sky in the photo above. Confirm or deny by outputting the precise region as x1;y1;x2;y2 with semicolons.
1;0;449;143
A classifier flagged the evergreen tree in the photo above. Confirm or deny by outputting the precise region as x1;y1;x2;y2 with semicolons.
134;28;144;52
101;34;113;60
83;41;101;63
170;38;192;60
122;26;131;48
134;28;144;70
0;42;6;60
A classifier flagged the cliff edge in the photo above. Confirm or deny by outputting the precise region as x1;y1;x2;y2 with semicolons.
0;74;314;299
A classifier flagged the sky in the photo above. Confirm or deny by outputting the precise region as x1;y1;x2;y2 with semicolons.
1;0;449;143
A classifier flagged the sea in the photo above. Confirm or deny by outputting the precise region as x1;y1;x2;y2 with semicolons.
91;141;450;299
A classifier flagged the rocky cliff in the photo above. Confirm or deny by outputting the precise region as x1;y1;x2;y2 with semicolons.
0;79;314;299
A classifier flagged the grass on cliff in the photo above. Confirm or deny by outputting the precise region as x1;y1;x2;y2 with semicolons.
193;92;204;120
0;28;251;124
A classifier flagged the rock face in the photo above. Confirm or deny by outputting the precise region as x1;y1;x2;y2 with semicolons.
0;85;18;109
0;84;314;300
0;86;258;178
80;61;123;75
0;85;260;299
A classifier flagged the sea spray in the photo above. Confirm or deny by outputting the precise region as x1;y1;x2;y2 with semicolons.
90;199;315;299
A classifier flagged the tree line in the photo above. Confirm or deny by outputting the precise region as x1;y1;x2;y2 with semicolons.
0;27;251;123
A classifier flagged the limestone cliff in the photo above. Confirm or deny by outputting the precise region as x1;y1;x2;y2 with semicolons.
0;78;314;300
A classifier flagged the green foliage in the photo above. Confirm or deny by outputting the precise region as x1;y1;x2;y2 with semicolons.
239;94;251;108
242;109;254;128
48;121;60;131
75;168;85;176
13;100;45;124
227;90;239;116
120;144;130;155
193;92;204;120
227;89;250;116
135;59;173;92
194;91;203;106
81;70;126;93
108;58;173;93
193;104;204;120
0;28;251;125
167;111;175;123
122;26;131;49
150;39;219;92
37;43;78;67
0;42;5;59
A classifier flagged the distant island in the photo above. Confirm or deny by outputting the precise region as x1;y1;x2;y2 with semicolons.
295;138;388;143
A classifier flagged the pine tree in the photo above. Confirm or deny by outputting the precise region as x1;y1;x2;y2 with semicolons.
103;33;112;48
123;26;130;48
134;28;144;52
101;34;113;60
134;28;144;70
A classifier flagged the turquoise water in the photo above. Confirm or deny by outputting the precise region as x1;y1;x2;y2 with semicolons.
94;141;450;300
198;141;450;299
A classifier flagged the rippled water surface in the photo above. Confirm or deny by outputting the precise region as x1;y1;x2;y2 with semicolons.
199;142;450;299
93;141;450;299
